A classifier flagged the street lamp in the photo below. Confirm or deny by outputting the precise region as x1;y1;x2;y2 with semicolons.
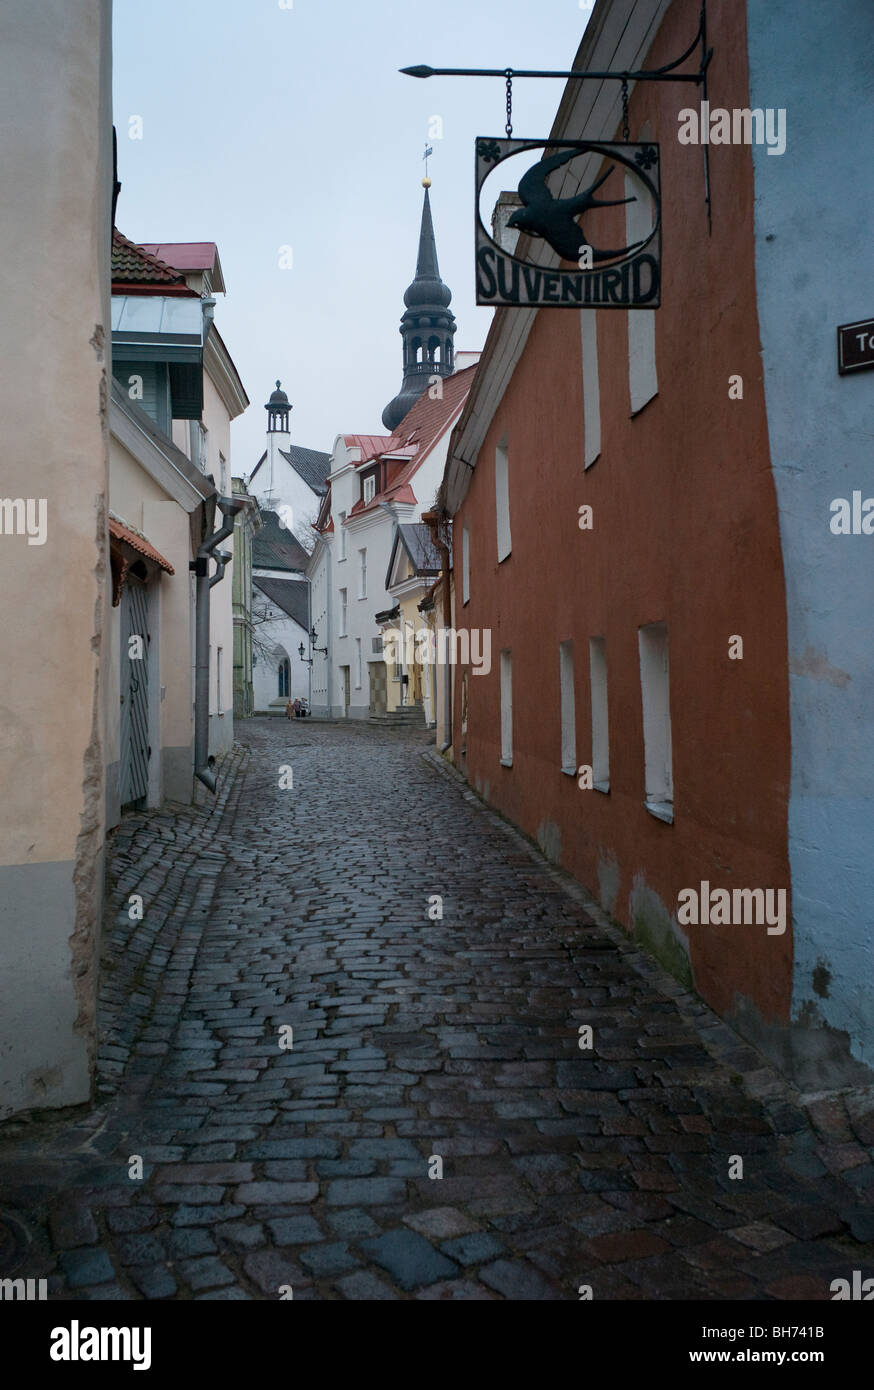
298;641;313;667
310;625;328;656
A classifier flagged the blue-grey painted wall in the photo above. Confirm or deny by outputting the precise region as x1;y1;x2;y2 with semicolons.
748;0;874;1070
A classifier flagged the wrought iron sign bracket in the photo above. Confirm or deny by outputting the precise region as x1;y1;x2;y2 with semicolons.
402;1;713;230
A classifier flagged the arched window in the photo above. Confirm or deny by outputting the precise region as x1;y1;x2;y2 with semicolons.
278;657;290;698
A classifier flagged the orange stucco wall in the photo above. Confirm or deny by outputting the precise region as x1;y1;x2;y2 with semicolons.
452;0;791;1025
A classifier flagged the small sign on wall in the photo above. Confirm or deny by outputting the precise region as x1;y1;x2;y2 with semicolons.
837;318;874;375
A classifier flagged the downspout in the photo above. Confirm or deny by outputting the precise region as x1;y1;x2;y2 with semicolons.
422;508;452;753
307;561;313;712
192;496;246;791
325;535;333;716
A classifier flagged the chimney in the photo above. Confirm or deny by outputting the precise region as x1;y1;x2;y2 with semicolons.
491;192;523;254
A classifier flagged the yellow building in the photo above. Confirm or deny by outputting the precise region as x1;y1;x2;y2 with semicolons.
380;524;442;725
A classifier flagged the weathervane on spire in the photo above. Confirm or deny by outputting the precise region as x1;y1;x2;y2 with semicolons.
422;142;433;187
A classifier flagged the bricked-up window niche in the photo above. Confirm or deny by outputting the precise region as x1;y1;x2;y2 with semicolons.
627;121;658;416
580;311;601;468
638;623;673;822
560;641;576;774
589;636;610;792
500;649;513;766
462;526;470;604
495;441;511;562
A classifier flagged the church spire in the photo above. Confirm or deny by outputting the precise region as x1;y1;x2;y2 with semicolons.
382;179;456;433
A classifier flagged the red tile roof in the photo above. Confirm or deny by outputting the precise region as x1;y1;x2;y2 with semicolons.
347;365;478;518
343;434;394;463
141;242;218;272
112;230;189;288
140;243;226;294
387;364;478;458
109;514;175;574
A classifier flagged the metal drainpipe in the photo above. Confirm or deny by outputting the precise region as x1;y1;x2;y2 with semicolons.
192;497;246;791
422;509;452;753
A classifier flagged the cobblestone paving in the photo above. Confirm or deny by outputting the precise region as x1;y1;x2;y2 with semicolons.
1;719;873;1300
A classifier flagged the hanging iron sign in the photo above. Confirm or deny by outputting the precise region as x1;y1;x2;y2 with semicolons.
476;137;661;309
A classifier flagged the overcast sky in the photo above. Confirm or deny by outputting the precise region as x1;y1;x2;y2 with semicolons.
113;0;594;473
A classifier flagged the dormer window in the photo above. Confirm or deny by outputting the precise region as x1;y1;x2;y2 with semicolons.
363;474;376;504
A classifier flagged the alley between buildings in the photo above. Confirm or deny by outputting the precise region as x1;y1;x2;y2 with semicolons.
0;721;872;1301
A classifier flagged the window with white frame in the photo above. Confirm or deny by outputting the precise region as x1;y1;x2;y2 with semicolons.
354;637;362;688
589;637;609;792
339;588;347;637
462;526;470;604
217;646;224;714
495;442;511;562
219;451;227;493
500;649;513;766
363;475;376;504
338;512;347;561
559;641;576;774
358;547;367;599
638;623;672;821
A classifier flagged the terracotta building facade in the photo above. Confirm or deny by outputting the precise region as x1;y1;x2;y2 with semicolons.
443;0;874;1086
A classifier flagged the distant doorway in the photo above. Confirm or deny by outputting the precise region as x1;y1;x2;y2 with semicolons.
278;656;291;699
369;660;387;715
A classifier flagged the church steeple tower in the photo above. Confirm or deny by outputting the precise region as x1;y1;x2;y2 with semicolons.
264;379;291;502
382;180;456;432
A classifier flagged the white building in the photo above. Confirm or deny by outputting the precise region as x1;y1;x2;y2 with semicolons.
251;508;313;713
309;373;477;719
108;232;249;817
248;381;330;551
308;183;478;720
252;576;310;713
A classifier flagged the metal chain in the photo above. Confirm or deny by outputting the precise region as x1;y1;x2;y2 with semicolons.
621;75;630;141
505;70;513;138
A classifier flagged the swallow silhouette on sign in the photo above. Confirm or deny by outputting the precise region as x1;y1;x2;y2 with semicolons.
507;148;645;263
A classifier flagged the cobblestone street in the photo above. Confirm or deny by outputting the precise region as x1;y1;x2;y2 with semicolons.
1;719;873;1301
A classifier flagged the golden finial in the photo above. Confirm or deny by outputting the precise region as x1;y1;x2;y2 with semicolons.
422;176;432;188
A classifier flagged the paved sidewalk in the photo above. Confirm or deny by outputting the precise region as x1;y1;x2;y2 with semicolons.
0;719;872;1300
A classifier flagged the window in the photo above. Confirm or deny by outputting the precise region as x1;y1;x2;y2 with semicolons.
339;588;347;637
626;126;658;415
495;442;511;562
219;451;227;493
278;656;290;699
363;475;376;504
198;423;209;473
338;512;347;561
358;547;367;599
216;647;224;714
589;637;609;792
559;641;576;774
500;649;513;766
354;637;362;688
580;312;601;467
462;527;470;604
638;623;672;821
